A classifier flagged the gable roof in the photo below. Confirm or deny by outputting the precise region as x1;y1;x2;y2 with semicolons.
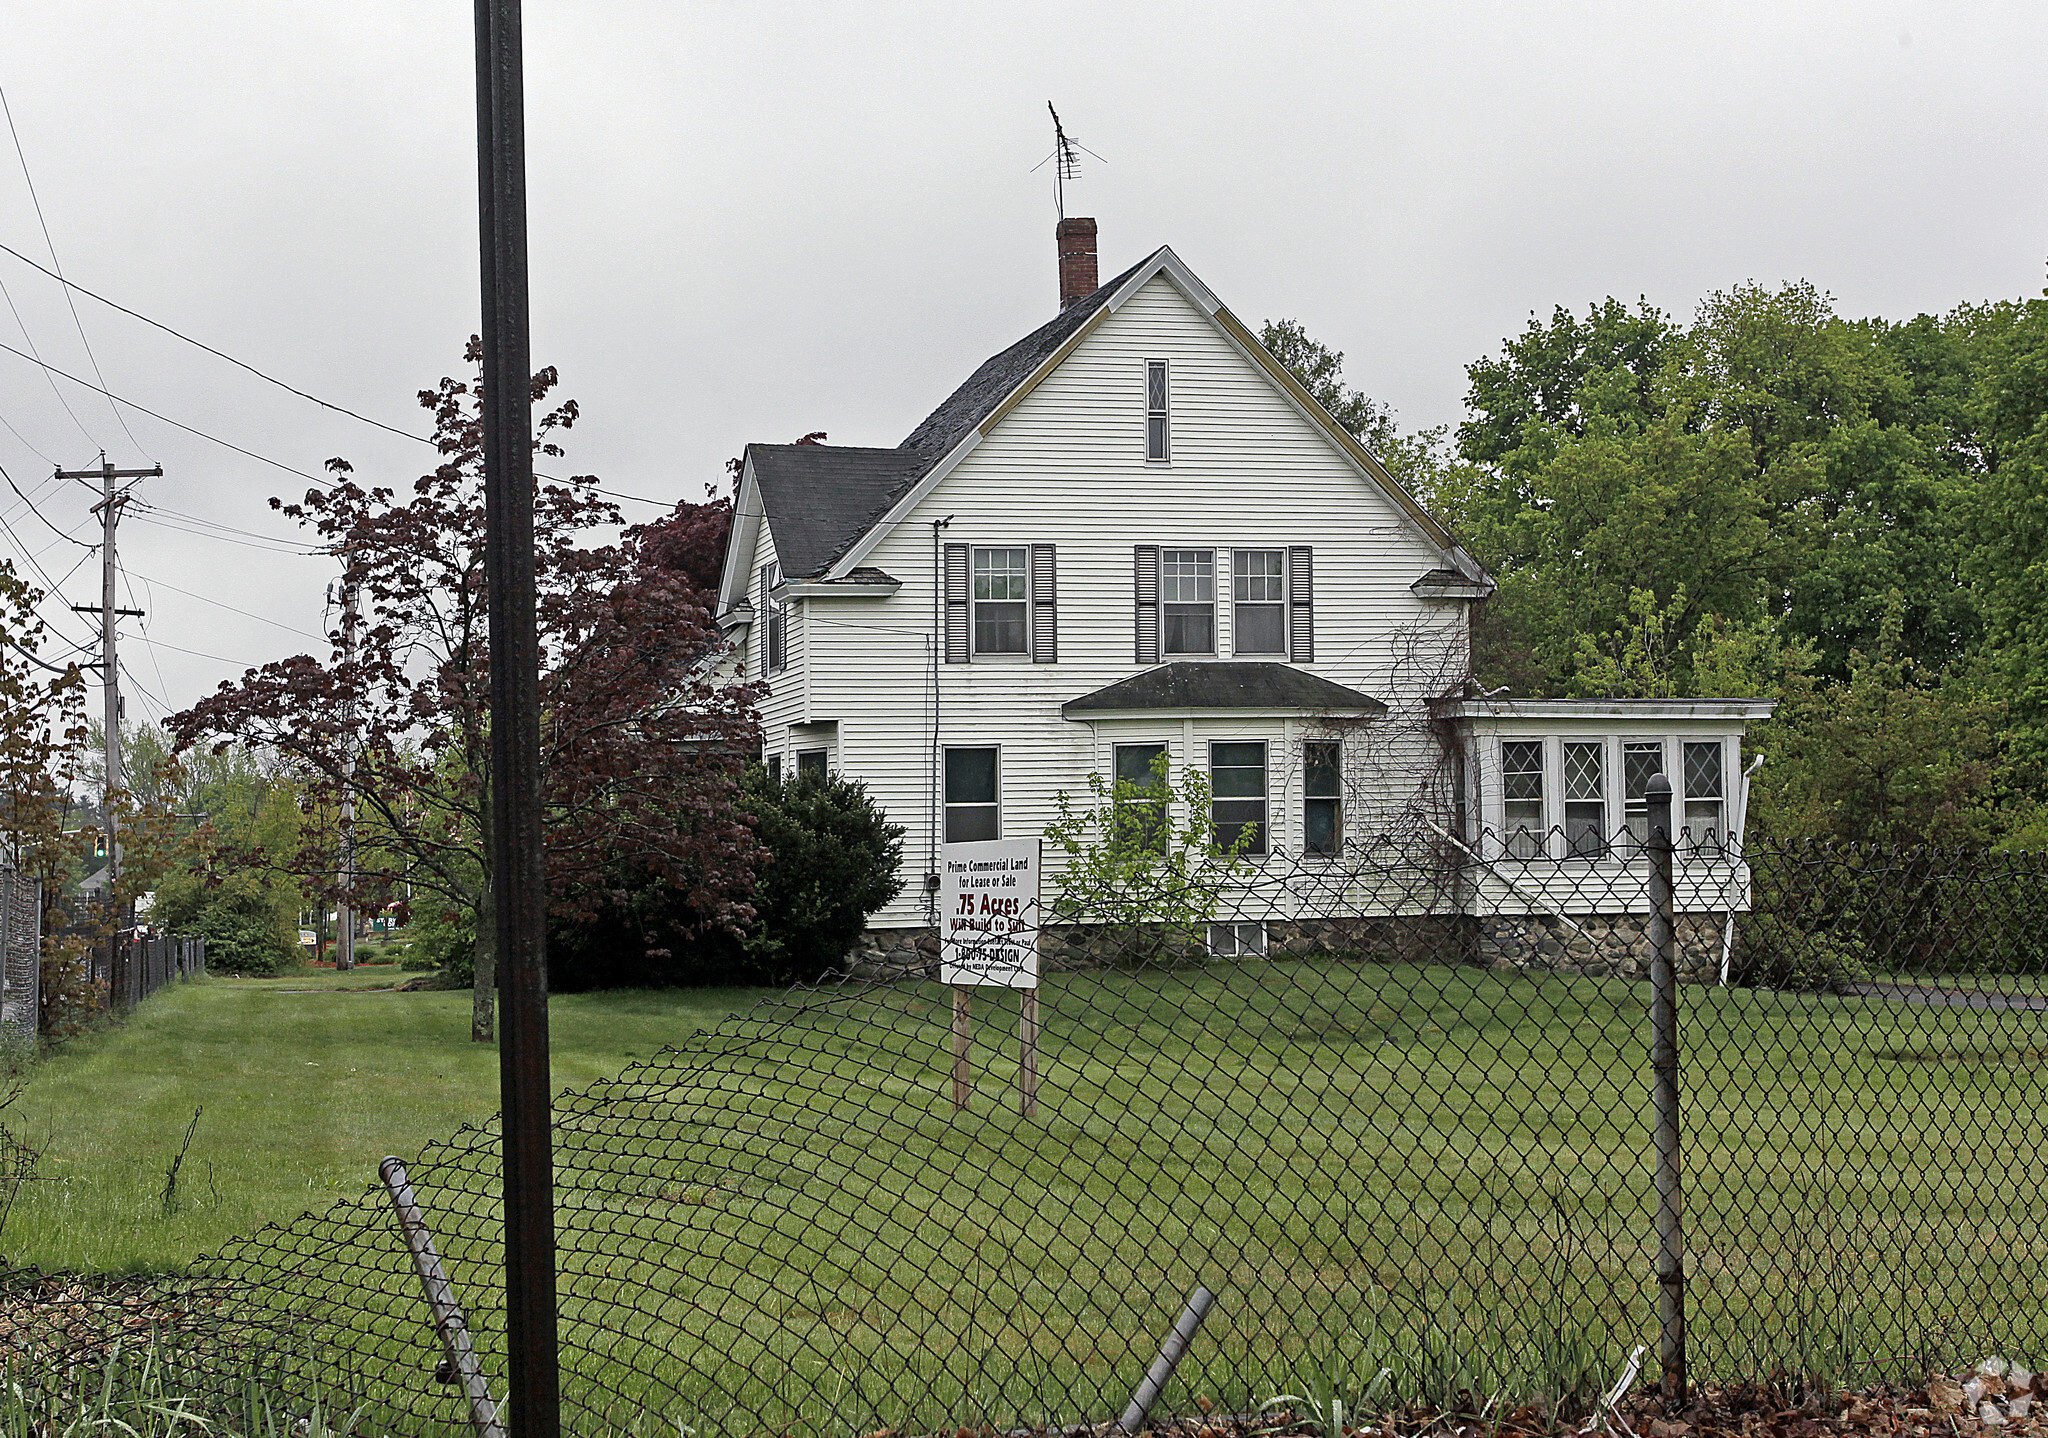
897;252;1154;472
747;443;915;581
1062;661;1387;717
740;254;1154;581
724;244;1490;591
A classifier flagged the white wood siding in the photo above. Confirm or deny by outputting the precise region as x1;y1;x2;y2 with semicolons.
792;274;1469;928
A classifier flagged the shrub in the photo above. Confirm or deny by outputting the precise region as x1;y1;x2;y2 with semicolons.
1729;914;1871;993
551;764;904;989
174;891;298;976
1042;753;1253;967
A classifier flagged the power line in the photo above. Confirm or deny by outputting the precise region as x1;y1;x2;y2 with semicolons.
0;237;436;452
0;338;326;482
0;84;147;459
133;498;312;550
131;632;262;669
125;564;325;641
0;458;92;547
124;507;317;557
0;241;684;511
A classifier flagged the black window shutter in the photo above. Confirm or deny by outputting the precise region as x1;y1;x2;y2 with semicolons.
1031;544;1058;663
944;543;970;663
1134;545;1159;664
1288;545;1314;664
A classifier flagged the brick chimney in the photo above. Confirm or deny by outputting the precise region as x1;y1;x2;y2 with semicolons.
1057;217;1098;309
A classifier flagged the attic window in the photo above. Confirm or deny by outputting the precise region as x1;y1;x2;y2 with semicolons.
1146;360;1170;462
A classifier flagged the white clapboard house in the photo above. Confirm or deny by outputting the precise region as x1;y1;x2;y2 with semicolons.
714;221;1769;964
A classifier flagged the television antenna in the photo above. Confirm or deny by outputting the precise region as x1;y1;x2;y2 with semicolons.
1032;103;1106;219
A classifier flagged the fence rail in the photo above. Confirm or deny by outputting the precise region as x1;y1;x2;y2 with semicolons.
1;833;2044;1436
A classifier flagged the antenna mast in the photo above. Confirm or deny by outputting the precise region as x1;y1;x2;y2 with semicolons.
1047;103;1081;220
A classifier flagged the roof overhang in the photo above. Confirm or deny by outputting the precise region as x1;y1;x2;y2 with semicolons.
1434;698;1777;724
1062;661;1389;720
1411;569;1495;601
714;459;765;618
775;571;902;601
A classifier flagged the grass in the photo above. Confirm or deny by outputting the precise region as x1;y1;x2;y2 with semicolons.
6;956;2044;1436
0;967;770;1272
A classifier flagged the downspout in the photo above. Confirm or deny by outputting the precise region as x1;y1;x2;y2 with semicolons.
1717;753;1765;985
926;517;952;926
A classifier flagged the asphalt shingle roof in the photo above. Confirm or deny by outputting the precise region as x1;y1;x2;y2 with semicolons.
1061;662;1387;716
747;444;919;580
747;252;1159;578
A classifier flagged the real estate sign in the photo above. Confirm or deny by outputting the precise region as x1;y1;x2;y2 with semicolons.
939;838;1040;987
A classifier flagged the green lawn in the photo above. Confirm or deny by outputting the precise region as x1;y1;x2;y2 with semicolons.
1;969;770;1272
7;958;2045;1437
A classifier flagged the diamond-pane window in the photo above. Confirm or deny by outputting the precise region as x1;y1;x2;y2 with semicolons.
1684;742;1724;798
1623;741;1662;851
1563;742;1606;858
1563;743;1605;801
1502;742;1543;801
1501;741;1544;856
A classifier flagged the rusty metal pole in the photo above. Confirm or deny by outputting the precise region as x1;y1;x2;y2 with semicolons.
1645;773;1686;1403
474;1;559;1433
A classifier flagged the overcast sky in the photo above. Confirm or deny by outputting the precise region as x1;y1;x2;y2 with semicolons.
1;1;2044;721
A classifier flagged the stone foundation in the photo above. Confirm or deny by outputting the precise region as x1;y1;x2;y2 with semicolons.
1471;912;1728;981
853;910;1733;983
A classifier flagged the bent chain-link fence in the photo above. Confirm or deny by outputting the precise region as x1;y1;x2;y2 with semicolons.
1;834;2044;1435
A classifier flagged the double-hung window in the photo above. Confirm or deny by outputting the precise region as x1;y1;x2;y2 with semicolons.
796;749;828;781
1211;741;1268;855
1303;739;1341;855
1233;550;1286;654
1113;743;1169;852
1684;741;1725;853
1501;740;1545;857
1146;360;1170;462
1161;549;1215;655
943;747;1000;843
972;547;1029;655
1562;741;1607;858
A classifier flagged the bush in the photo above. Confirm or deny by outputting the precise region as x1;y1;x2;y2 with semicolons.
551;765;904;989
403;906;477;986
174;891;299;976
1730;914;1871;994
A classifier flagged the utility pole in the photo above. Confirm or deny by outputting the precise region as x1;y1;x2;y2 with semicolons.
476;1;561;1432
334;576;358;971
56;455;158;1009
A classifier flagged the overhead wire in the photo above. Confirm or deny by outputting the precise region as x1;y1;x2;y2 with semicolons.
0;458;92;548
0;241;687;510
124;507;317;557
0;84;147;459
125;564;325;642
0;339;325;483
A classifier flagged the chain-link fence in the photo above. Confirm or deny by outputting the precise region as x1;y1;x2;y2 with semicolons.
2;832;2043;1435
83;931;208;1016
0;868;39;1046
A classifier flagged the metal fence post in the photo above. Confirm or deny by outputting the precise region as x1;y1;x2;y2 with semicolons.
1645;773;1686;1402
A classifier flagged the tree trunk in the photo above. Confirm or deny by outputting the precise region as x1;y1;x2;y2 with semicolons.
471;881;496;1043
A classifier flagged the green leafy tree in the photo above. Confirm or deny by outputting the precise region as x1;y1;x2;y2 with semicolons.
1043;754;1253;966
1258;318;1401;454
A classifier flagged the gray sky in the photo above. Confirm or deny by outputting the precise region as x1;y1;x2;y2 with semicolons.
1;0;2043;720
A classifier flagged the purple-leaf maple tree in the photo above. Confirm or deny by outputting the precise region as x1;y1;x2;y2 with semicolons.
170;341;762;1041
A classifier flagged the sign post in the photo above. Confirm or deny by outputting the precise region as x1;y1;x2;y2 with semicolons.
939;838;1042;1115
